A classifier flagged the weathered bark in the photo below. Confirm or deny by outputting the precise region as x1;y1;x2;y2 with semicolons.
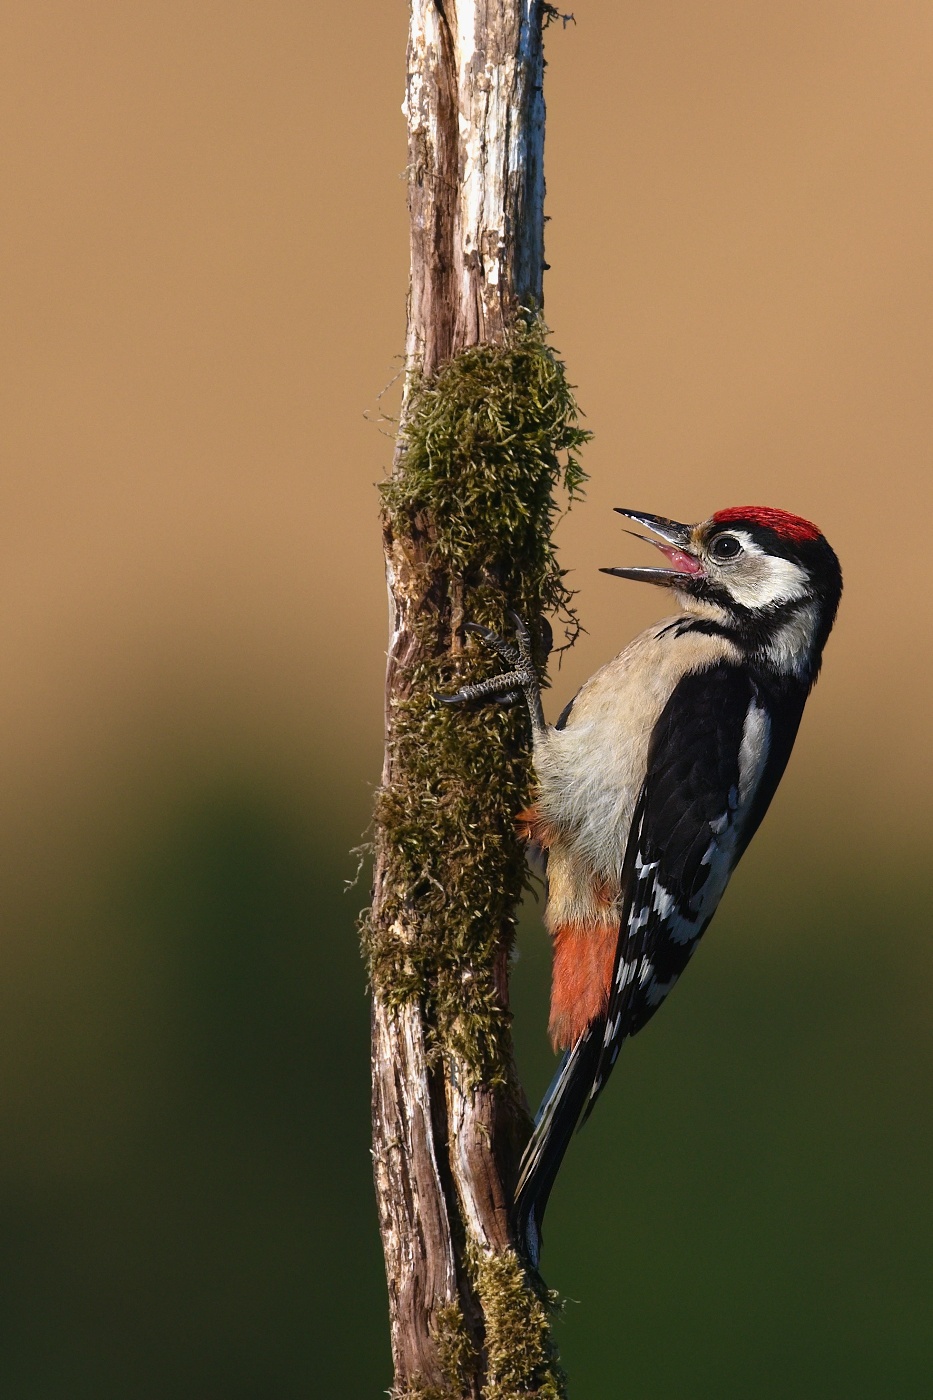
404;0;545;377
371;1000;460;1385
371;5;560;1396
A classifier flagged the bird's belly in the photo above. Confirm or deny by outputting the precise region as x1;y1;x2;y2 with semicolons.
552;729;642;879
536;676;667;887
533;619;740;888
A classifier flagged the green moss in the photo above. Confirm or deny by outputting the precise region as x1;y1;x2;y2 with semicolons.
472;1249;566;1400
388;1260;565;1400
436;1302;480;1393
387;1268;564;1400
381;316;587;606
366;318;589;1081
392;1386;461;1400
387;1304;478;1400
391;1383;464;1400
368;671;535;1076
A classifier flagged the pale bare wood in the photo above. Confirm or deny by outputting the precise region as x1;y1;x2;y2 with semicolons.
403;0;545;377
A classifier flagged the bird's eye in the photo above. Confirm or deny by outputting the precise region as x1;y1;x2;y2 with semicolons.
711;534;742;561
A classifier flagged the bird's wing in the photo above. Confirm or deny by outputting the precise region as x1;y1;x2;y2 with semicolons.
512;662;803;1264
583;662;776;1118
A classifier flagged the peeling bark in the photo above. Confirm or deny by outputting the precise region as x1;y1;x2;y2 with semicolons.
403;0;546;377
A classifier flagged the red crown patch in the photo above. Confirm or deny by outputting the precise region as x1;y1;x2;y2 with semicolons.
711;506;822;544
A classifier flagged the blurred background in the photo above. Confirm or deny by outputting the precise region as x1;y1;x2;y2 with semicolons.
0;2;931;1395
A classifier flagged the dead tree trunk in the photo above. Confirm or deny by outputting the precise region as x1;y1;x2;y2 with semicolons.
367;6;586;1396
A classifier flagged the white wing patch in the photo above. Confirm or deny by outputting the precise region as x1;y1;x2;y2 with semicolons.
588;689;777;1112
738;699;771;808
603;696;771;1061
689;699;770;920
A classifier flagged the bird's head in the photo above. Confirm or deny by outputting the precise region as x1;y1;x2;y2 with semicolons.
602;505;842;680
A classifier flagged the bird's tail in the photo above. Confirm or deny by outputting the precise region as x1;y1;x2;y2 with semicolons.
511;1022;604;1268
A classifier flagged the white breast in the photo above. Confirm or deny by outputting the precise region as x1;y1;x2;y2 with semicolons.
533;618;741;891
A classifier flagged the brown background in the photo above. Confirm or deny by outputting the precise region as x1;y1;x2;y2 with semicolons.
0;4;931;1396
2;2;932;843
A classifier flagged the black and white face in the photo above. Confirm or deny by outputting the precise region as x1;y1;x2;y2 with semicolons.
696;525;813;611
604;506;843;679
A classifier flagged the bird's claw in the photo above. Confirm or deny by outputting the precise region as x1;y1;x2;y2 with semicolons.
434;614;545;733
436;686;521;708
463;622;521;668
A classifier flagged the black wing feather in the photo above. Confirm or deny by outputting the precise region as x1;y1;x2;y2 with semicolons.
586;664;755;1109
514;663;802;1263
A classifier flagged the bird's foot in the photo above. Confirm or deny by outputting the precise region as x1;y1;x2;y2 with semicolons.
436;611;545;733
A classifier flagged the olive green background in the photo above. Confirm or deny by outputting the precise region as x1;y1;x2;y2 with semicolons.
0;3;930;1395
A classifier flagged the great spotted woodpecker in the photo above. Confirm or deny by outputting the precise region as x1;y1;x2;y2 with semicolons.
440;505;842;1267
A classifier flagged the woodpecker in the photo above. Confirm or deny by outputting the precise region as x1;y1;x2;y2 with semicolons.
439;505;842;1268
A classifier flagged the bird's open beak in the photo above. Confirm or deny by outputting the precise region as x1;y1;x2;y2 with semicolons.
600;509;705;587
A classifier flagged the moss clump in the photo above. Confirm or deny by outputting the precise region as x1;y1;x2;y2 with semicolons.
369;671;537;1076
388;1265;564;1400
388;1304;478;1399
392;1384;465;1400
382;316;587;612
436;1302;480;1394
366;318;589;1080
472;1249;566;1400
392;1386;462;1400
